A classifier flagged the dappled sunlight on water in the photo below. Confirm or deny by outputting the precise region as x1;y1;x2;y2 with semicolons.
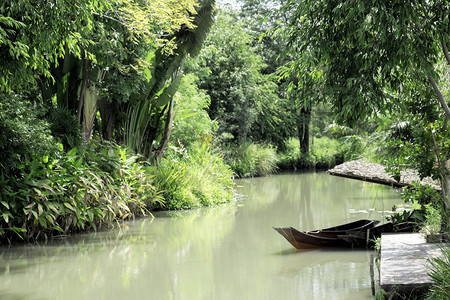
0;172;401;300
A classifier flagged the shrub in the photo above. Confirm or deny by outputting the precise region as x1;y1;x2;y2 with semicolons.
223;143;279;178
155;137;234;210
278;136;358;170
0;140;163;243
0;95;59;175
426;247;450;300
171;74;217;148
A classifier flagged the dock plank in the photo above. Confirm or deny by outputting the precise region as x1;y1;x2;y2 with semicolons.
380;233;443;294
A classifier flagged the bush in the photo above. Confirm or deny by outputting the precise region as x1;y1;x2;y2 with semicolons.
279;136;353;170
223;143;279;178
426;247;450;300
155;138;234;210
0;95;59;175
0;140;163;243
171;74;216;148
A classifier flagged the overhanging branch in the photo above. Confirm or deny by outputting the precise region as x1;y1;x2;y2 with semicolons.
428;69;450;119
443;39;450;65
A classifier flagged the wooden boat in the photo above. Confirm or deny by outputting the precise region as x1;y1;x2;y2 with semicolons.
339;221;417;248
273;219;380;249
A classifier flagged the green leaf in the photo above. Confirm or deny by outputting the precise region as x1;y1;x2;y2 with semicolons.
45;214;55;225
64;202;76;212
47;203;59;214
2;212;11;223
1;201;9;209
38;203;43;216
67;148;79;157
38;217;47;228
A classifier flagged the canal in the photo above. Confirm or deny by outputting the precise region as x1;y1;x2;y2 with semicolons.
0;172;403;299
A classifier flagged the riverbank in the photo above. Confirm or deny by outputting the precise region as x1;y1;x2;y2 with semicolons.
328;159;440;190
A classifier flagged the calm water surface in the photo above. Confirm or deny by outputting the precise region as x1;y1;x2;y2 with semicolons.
0;172;402;300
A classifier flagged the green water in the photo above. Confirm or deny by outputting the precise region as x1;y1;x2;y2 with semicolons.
0;172;402;300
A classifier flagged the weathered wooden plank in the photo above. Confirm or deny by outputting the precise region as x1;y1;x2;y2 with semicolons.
379;233;443;294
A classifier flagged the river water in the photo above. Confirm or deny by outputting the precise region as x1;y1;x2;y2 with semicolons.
0;172;402;300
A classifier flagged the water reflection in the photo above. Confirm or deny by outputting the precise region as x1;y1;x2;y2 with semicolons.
0;172;401;300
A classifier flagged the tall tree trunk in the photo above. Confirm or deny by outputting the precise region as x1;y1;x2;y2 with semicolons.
155;98;175;162
82;83;98;140
444;160;450;229
298;103;312;154
98;98;116;140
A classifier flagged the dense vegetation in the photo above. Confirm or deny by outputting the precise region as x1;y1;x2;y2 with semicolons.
0;0;235;243
1;0;448;297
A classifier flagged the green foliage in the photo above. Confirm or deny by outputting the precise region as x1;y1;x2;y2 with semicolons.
402;183;443;207
47;108;83;150
0;95;59;175
373;237;381;252
277;0;449;125
154;138;234;210
124;1;218;158
223;143;279;178
171;74;217;147
423;203;442;235
0;141;163;242
187;8;292;147
426;246;450;300
0;0;200;92
375;289;387;300
385;207;414;225
279;136;362;170
399;183;447;232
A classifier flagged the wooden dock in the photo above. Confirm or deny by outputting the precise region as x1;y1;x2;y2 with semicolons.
379;233;444;296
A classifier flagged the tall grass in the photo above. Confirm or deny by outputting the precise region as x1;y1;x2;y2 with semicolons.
154;138;235;210
426;246;450;300
278;136;364;170
223;143;279;178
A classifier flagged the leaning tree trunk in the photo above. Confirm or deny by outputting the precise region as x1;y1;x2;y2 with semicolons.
155;98;175;162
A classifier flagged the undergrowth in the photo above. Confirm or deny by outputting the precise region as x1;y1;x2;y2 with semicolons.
155;138;235;210
0;140;163;243
223;142;278;178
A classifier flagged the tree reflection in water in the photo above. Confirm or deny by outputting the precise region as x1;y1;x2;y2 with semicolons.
0;172;400;300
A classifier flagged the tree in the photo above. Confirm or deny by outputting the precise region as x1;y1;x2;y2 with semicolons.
187;8;292;148
123;0;217;161
240;0;319;153
0;0;200;145
277;0;450;213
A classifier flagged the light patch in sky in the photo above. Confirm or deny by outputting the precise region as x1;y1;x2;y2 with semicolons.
217;0;242;9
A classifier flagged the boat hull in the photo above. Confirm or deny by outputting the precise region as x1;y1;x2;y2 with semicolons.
273;219;380;249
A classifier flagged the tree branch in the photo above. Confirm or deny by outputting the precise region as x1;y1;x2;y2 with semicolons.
440;116;448;132
428;69;450;119
442;39;450;65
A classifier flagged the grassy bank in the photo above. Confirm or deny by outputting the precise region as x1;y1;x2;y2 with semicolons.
278;136;364;170
0;139;236;244
154;139;235;210
223;143;278;178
